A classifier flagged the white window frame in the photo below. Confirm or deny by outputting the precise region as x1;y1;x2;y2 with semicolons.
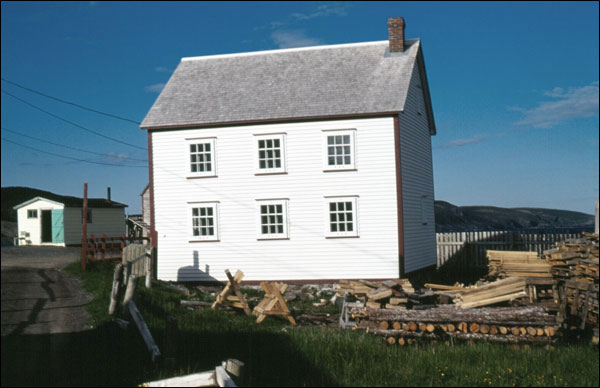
322;129;357;171
27;209;38;219
254;133;287;175
188;202;220;242
256;199;289;240
325;196;359;238
185;137;217;178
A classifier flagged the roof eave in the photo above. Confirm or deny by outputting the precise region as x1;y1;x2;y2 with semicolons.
140;111;404;131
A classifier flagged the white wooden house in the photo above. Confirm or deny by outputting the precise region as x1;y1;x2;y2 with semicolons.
14;194;127;246
141;18;437;282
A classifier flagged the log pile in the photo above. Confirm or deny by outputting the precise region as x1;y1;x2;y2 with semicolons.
336;279;414;310
355;305;557;345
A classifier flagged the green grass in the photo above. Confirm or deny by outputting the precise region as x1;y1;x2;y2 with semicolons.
4;261;597;387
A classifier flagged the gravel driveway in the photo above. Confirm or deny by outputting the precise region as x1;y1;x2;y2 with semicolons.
1;246;93;336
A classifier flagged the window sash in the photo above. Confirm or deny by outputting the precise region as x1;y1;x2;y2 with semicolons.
257;200;288;239
27;209;38;219
189;203;219;241
323;130;356;171
255;134;286;174
186;138;216;177
325;197;358;237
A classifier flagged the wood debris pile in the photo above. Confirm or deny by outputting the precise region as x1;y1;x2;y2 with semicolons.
336;279;414;310
452;277;527;309
355;305;557;345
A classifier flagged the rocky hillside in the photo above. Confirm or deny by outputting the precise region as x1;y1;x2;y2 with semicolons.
435;201;594;232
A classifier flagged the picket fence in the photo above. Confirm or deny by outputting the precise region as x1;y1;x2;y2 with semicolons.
435;229;590;269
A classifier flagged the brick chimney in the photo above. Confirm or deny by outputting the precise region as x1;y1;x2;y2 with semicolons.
388;17;405;53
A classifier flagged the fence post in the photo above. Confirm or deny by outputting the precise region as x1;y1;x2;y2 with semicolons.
101;234;107;261
120;234;126;259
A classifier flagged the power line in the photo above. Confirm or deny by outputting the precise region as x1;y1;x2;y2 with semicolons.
1;89;147;151
1;137;147;168
1;127;148;162
1;77;141;125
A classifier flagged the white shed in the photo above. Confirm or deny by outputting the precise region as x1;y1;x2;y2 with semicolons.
14;195;127;246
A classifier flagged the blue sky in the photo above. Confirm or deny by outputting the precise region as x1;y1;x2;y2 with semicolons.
1;1;598;214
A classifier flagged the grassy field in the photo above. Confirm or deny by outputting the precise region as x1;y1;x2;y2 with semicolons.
3;260;598;387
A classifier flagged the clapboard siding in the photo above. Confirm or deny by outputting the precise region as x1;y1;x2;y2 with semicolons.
63;207;125;245
16;199;64;245
152;117;400;281
398;60;437;273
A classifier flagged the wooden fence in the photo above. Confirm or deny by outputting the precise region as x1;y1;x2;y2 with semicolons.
86;234;150;262
436;229;590;269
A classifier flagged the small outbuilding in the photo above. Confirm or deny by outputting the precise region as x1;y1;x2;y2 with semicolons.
14;194;127;246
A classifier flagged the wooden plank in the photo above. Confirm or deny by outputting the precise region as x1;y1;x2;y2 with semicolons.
458;291;528;309
215;366;237;387
128;300;161;362
144;371;216;387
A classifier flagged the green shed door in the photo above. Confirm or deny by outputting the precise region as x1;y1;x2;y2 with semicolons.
51;209;64;243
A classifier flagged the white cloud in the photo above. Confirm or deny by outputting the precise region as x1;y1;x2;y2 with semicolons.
271;30;322;49
291;4;349;20
515;82;599;128
154;66;169;73
144;83;165;93
439;134;490;149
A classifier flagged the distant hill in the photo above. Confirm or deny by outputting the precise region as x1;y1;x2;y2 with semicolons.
1;186;125;223
435;200;595;232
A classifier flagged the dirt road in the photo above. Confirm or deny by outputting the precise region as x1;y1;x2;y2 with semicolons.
1;246;93;336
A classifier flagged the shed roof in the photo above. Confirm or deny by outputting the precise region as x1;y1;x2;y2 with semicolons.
141;39;427;130
13;195;127;210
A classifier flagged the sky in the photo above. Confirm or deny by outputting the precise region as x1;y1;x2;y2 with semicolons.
1;1;598;214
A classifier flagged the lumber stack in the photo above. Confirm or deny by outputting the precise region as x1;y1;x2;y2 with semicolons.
487;250;552;279
453;277;527;309
356;305;557;345
336;279;414;310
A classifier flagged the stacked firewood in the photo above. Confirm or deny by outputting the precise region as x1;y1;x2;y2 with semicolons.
336;279;414;310
543;233;598;282
356;305;557;345
546;233;599;342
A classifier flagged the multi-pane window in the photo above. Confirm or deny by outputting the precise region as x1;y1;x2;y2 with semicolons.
325;197;359;237
257;200;288;239
255;134;286;174
27;209;38;218
187;138;216;177
190;202;219;241
323;130;356;170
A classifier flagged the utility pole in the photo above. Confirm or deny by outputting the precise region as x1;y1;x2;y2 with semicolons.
81;182;88;271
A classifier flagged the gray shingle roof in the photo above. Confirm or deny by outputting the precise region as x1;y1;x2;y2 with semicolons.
141;39;422;129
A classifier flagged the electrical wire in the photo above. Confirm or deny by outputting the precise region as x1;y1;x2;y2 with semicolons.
1;137;147;168
1;77;141;124
2;126;147;162
1;89;147;151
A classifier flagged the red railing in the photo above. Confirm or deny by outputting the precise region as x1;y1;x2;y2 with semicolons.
85;234;150;263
